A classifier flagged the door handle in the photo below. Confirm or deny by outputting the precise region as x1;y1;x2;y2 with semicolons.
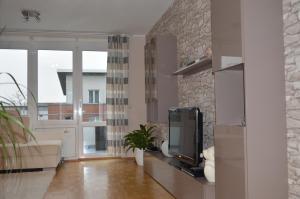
79;99;83;116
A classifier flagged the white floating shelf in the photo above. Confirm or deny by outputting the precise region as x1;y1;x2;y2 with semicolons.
173;57;212;75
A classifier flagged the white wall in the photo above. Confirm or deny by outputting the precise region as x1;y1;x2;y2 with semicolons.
65;74;106;104
82;75;106;104
128;36;147;131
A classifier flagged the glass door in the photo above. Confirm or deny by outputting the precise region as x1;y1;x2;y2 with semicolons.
79;51;108;157
37;50;74;121
0;39;109;160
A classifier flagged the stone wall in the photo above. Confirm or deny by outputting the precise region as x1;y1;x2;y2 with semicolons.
283;0;300;198
146;0;214;148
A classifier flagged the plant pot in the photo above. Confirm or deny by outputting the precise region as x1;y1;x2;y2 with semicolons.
161;140;173;157
135;148;144;166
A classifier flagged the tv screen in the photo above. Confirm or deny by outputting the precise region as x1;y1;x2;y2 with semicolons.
168;107;203;166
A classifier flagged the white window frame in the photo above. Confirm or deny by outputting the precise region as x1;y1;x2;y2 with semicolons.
88;89;100;104
0;35;108;159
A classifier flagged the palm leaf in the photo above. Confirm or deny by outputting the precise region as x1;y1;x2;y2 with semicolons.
0;72;37;169
0;115;21;168
0;72;25;99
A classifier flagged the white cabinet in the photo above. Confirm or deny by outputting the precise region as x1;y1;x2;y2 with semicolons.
61;128;76;158
34;127;76;159
214;64;245;126
214;125;246;199
144;35;178;123
212;0;288;198
144;152;215;199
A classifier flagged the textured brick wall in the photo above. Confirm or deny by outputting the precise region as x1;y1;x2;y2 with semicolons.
146;0;214;148
283;0;300;198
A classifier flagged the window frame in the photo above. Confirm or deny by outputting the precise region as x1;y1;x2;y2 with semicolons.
88;89;100;104
37;49;74;121
0;48;29;114
0;37;108;128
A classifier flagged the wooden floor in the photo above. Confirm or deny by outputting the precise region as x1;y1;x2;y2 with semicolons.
44;159;174;199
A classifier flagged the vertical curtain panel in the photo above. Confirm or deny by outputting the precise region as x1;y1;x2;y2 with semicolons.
145;38;157;103
106;35;129;157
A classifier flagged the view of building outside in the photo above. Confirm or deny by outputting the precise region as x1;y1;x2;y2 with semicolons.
0;49;108;155
37;50;107;122
58;67;107;122
82;51;108;154
38;50;74;120
82;51;107;123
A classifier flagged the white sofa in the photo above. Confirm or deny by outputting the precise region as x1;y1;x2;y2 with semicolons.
1;139;62;169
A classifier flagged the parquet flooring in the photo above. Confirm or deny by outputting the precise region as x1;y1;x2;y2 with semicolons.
44;159;174;199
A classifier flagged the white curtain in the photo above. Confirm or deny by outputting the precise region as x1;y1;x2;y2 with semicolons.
106;35;129;157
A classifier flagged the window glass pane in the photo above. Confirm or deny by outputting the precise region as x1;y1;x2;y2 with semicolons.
89;90;93;104
82;51;107;122
0;49;28;116
38;50;73;120
95;90;99;104
83;126;107;154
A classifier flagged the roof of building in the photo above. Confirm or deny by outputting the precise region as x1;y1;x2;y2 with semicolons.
57;69;106;95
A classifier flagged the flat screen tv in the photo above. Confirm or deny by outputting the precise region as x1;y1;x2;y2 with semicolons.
168;107;203;167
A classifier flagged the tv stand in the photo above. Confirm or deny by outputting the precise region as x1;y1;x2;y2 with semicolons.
144;151;215;199
169;159;205;177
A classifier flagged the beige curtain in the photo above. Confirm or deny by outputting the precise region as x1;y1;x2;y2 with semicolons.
106;35;129;157
145;38;157;103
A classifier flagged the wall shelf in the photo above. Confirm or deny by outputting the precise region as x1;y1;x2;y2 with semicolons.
173;57;212;75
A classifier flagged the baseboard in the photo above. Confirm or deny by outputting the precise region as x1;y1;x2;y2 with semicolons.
0;168;43;174
70;157;135;162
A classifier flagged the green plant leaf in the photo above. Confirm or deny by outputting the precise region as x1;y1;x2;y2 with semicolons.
0;72;25;99
123;124;157;153
0;73;37;169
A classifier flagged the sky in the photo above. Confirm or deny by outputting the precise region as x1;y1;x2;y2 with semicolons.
0;49;107;104
0;49;27;105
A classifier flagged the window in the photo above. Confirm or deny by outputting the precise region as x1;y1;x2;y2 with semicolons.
0;39;109;158
82;51;107;122
38;50;73;120
0;49;28;116
82;51;108;156
89;90;100;104
83;126;107;154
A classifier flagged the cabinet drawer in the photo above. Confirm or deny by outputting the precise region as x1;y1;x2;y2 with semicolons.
144;154;215;199
61;128;76;158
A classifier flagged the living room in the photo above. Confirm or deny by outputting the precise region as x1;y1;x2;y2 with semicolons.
0;0;297;198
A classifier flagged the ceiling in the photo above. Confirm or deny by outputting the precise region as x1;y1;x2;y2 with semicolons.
0;0;173;35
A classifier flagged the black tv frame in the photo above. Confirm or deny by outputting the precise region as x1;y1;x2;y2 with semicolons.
168;107;203;168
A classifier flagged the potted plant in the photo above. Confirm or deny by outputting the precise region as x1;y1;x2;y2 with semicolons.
124;124;156;166
0;72;36;169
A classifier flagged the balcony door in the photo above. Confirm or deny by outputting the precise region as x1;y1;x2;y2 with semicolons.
0;38;109;159
79;50;108;158
37;49;109;158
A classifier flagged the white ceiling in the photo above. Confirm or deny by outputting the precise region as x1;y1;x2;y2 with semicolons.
0;0;173;35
